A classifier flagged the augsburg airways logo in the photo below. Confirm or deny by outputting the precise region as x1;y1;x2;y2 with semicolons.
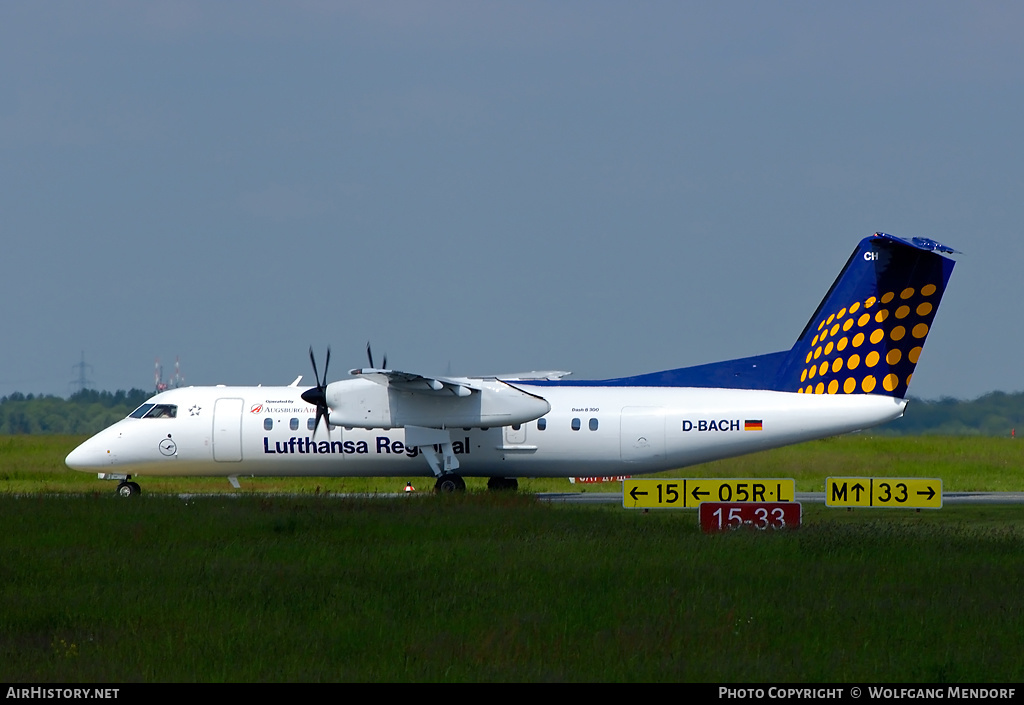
252;400;307;414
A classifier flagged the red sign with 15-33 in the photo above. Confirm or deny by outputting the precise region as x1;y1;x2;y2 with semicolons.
699;502;802;533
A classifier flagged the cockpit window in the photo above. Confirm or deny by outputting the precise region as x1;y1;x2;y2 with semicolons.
140;404;177;419
129;404;155;419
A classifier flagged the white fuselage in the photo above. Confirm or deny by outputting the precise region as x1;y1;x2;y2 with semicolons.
65;384;906;479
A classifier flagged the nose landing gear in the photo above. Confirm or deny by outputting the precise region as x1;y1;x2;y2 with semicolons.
116;480;142;497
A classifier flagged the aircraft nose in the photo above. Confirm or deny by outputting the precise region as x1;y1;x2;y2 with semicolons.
65;438;108;471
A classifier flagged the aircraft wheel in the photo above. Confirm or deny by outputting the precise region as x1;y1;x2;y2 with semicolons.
116;482;141;498
434;474;466;493
487;477;518;492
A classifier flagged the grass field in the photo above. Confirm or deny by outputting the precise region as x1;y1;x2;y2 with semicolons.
1;434;1023;682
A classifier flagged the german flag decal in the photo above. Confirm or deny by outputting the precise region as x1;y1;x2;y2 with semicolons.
744;420;763;431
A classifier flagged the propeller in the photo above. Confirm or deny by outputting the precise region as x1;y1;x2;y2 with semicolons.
301;346;331;435
366;341;387;370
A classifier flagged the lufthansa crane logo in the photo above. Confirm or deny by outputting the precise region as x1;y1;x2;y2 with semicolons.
159;438;177;456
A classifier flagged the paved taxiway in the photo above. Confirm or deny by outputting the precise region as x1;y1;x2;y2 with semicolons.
31;490;1020;503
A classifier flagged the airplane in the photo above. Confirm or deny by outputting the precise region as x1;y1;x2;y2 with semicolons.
66;233;957;496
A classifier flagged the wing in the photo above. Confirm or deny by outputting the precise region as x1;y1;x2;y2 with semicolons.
349;368;478;397
334;367;551;428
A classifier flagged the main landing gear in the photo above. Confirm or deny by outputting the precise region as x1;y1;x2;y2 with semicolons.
434;474;466;493
116;480;142;497
432;475;520;492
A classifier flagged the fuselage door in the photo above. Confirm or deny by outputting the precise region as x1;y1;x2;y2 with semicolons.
620;407;666;462
504;423;527;445
213;398;244;462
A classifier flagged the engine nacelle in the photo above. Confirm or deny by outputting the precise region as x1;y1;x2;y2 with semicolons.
324;377;549;429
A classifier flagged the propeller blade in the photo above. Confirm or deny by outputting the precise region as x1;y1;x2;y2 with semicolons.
302;346;332;439
314;405;328;438
309;346;319;385
365;341;389;370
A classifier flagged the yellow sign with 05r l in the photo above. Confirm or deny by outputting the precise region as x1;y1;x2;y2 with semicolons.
622;478;796;509
825;477;942;509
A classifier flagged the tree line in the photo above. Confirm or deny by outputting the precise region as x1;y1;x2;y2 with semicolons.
0;389;150;435
877;391;1024;437
1;388;1023;436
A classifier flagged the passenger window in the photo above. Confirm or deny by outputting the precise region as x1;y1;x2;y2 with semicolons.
512;423;521;431
537;418;547;431
589;418;599;431
307;418;316;431
264;418;273;431
290;418;299;431
571;418;581;431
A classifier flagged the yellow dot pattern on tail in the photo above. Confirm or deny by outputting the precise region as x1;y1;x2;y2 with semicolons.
797;283;939;397
776;233;955;399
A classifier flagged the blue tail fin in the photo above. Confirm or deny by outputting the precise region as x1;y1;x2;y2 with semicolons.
522;232;956;395
774;233;957;398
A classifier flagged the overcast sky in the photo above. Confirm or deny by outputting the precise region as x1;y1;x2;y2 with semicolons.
1;1;1021;401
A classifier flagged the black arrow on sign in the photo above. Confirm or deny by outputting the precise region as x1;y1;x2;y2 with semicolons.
691;487;710;501
917;487;936;500
852;483;866;501
629;487;648;501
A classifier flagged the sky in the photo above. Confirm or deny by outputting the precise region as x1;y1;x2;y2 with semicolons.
1;1;1022;401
